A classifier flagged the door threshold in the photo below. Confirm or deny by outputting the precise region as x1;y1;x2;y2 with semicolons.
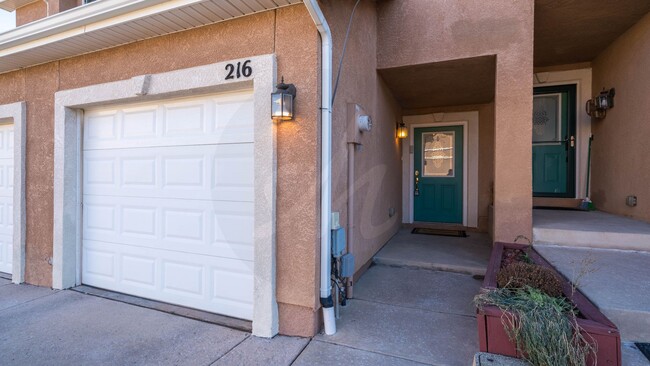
71;285;252;333
405;222;479;232
533;197;582;210
0;272;11;280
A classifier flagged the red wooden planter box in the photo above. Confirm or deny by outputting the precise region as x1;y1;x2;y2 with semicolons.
477;242;621;366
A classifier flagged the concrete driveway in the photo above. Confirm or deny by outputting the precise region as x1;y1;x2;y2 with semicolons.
1;264;484;366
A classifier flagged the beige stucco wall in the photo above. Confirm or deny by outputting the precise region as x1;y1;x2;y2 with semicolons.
378;0;534;243
591;11;650;223
16;1;47;26
322;1;403;279
16;0;82;26
0;5;323;337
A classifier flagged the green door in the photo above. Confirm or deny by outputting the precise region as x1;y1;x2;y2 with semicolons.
532;85;576;197
414;126;463;223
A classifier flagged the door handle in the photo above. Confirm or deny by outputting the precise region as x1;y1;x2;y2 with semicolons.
414;170;420;196
563;136;575;150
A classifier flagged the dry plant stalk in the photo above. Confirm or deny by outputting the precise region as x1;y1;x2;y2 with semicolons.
475;287;597;366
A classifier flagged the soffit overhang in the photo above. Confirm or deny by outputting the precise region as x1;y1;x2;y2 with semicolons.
535;0;650;67
0;0;302;74
379;55;496;111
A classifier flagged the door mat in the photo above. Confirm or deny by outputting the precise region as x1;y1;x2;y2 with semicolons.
636;343;650;361
411;228;467;237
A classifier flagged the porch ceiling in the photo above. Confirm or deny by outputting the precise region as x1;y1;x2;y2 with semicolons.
377;55;495;110
535;0;650;67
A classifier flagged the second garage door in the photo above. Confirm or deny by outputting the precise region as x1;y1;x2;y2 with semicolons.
0;123;13;275
82;91;255;320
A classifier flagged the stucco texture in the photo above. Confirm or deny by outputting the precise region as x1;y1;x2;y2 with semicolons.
16;0;82;26
0;5;322;337
591;11;650;223
16;1;47;26
377;0;534;242
322;1;403;281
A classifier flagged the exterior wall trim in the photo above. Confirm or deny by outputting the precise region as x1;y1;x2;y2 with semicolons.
52;54;278;337
402;111;479;227
0;101;26;284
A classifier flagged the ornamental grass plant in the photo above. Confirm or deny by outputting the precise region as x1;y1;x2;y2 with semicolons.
474;286;597;366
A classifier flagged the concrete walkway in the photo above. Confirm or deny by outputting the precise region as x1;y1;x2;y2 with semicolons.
374;228;492;276
0;269;480;366
3;226;649;365
533;209;650;252
0;228;488;366
0;278;310;365
316;265;482;365
535;244;650;343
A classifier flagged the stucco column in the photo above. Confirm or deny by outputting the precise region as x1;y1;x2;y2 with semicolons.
493;50;534;243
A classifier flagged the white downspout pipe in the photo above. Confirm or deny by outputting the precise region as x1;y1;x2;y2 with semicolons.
304;0;335;335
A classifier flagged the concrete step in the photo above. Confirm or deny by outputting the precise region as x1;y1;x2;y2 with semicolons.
535;244;650;343
533;209;650;252
533;197;583;209
372;229;492;277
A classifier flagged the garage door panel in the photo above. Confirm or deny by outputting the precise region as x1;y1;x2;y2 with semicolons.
83;144;253;202
0;127;14;158
0;123;13;274
0;233;12;274
83;92;255;320
84;91;254;150
83;189;254;261
214;95;254;143
86;112;118;143
122;108;157;139
0;197;13;235
163;102;207;137
83;245;116;280
121;254;156;289
83;239;254;320
85;156;115;186
0;165;13;198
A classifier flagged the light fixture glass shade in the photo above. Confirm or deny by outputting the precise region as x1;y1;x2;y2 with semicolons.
597;94;609;109
397;123;408;139
272;92;294;120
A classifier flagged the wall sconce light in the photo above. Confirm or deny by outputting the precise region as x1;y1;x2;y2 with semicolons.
586;88;615;119
271;77;296;121
396;121;408;139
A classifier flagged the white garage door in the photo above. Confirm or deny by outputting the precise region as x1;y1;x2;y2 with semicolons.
0;123;13;275
82;91;255;320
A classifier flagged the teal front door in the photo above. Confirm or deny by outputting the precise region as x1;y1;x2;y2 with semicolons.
532;85;576;197
414;126;463;223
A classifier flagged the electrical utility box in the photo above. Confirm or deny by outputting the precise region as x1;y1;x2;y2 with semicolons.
340;253;355;278
331;227;346;258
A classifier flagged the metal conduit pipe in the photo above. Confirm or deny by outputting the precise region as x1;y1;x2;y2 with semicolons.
303;0;336;335
346;142;355;298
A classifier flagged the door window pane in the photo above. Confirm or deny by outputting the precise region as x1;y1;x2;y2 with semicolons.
532;94;561;143
422;131;454;177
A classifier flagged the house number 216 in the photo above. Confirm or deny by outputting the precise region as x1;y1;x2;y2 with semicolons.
225;60;252;80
